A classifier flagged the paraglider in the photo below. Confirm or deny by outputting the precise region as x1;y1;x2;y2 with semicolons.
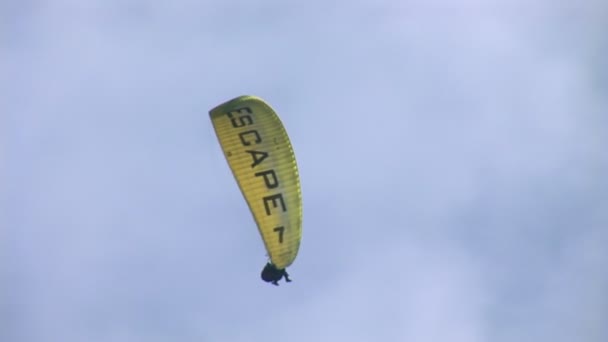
209;95;302;286
261;262;292;285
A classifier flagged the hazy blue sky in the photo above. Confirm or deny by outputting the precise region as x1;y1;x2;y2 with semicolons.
2;1;607;341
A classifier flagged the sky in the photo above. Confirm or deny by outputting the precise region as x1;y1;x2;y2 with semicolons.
2;1;608;341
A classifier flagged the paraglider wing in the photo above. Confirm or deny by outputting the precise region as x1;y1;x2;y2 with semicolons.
209;95;302;269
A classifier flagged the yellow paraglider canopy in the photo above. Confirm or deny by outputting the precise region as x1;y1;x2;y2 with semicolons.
209;95;302;269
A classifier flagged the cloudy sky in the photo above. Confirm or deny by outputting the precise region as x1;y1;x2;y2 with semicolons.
2;1;607;341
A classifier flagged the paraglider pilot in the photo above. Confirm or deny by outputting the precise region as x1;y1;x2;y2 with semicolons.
261;262;291;286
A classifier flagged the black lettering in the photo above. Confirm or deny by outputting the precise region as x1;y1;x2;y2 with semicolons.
255;169;279;189
263;193;287;215
239;130;262;146
273;226;285;243
227;107;253;128
236;107;252;114
246;150;268;168
230;115;252;128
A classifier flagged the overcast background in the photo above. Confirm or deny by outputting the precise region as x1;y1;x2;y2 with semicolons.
2;1;608;341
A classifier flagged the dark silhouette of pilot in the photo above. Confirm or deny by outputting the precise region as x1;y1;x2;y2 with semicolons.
261;262;292;286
